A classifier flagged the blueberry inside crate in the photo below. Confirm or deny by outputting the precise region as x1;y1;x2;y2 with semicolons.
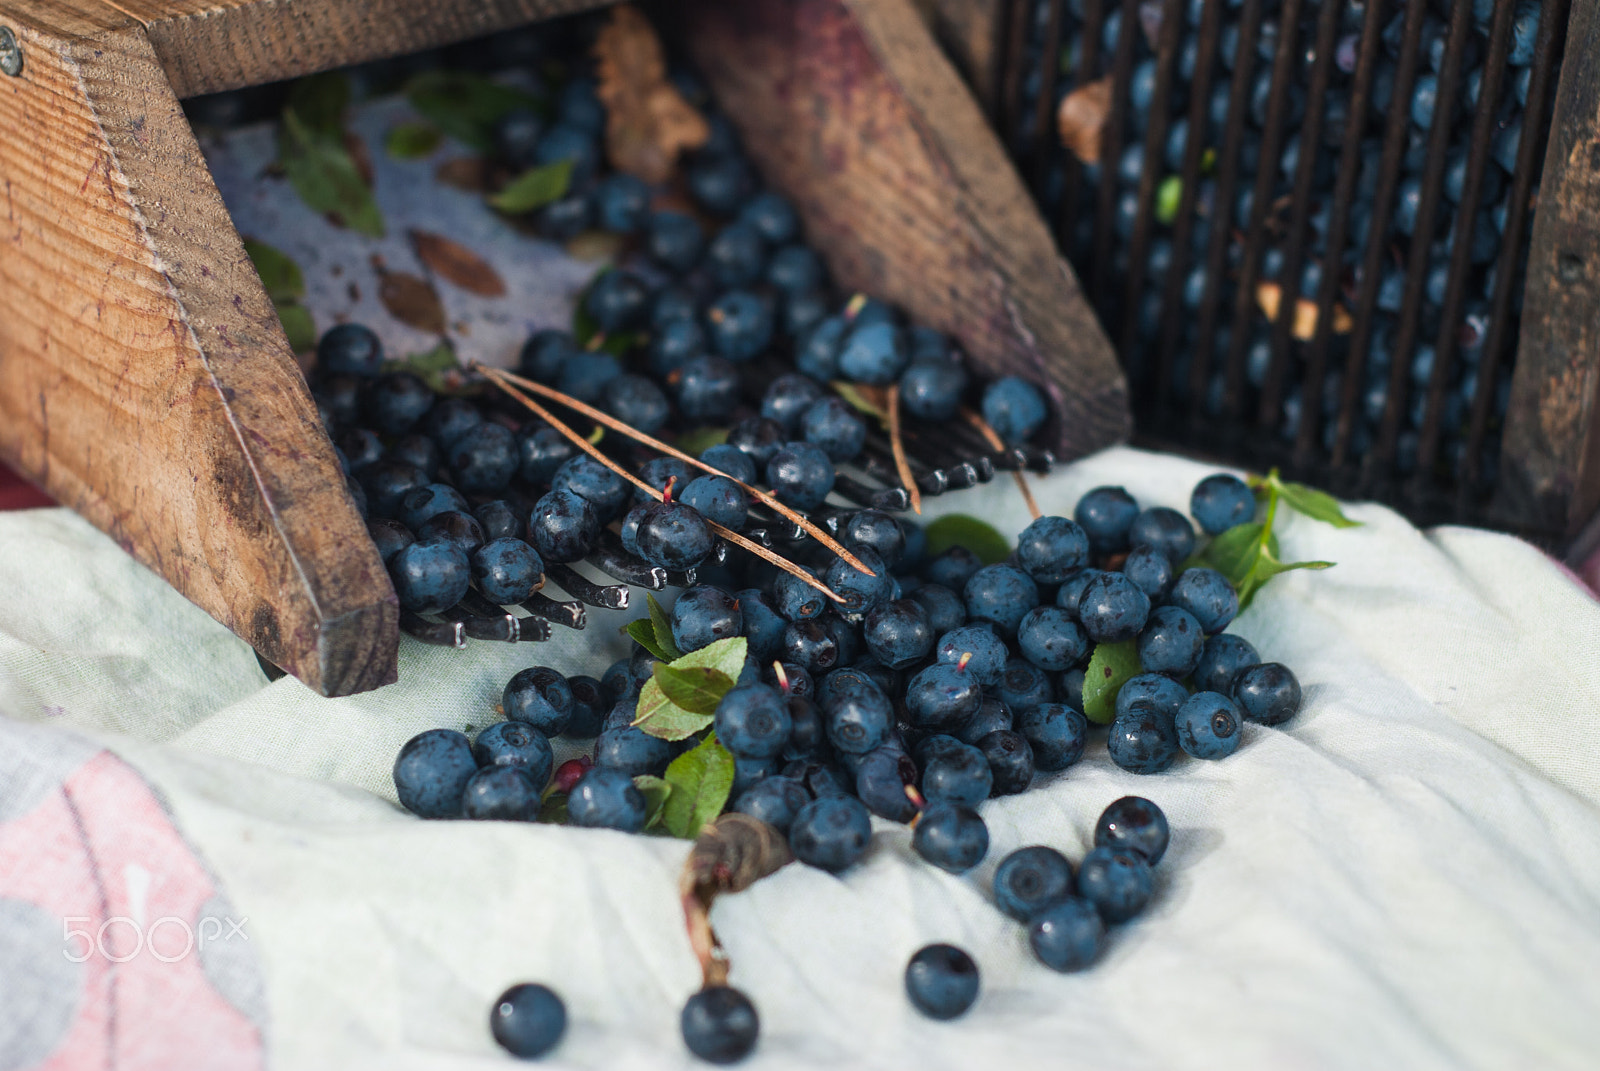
938;0;1598;549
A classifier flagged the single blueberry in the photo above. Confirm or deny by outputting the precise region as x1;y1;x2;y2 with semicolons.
1077;571;1152;643
1076;486;1141;555
680;474;747;532
738;190;798;244
1137;605;1205;678
390;540;470;614
528;488;600;563
672;356;741;423
474;499;524;543
863;599;934;669
393;729;477;819
796;316;846;380
904;944;980;1020
671;585;744;653
1017;703;1088;771
781;619;838;673
733;775;811;833
1018;606;1089;672
761;374;826;434
1116;673;1190;722
489;983;566;1058
913;801;990;873
1122;543;1174;600
935;624;1008;686
844;510;906;569
802;396;867;462
687;153;755;215
1107;708;1180;775
1169;568;1241;634
680;986;760;1064
994;845;1074;921
837;321;908;385
399;482;470;532
1095;796;1170;865
853;746;919;822
567;766;648;831
906;661;983;732
1232;662;1302;725
504;666;574;736
517;424;577;485
1077;845;1154;922
963;564;1041;637
648;211;706;272
765;441;835;510
705;289;773;362
462;765;540;821
1194;633;1261;693
789;795;873;872
557;350;623;404
318;323;384;377
824;675;894;755
369;518;416;564
594;173;650;233
636;501;716;571
1016;516;1091;584
920;742;992;806
471;537;543;605
595;721;674;776
981;376;1049;444
976;729;1034;796
1176;691;1243;760
766;244;823;294
909;583;966;634
565;676;608;738
1029;897;1106;971
519;330;579;385
727;416;786;471
715;684;793;760
1128;507;1196;563
996;658;1054;716
415;510;485;557
898;360;968;422
366;372;434;436
1054;568;1105;617
602;374;670;435
700;443;758;485
534;122;599;184
923;545;984;592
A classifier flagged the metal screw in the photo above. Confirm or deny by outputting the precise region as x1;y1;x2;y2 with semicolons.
0;27;21;77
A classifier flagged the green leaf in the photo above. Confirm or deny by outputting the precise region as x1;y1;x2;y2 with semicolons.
653;664;736;716
661;734;736;839
1082;640;1142;725
624;618;677;663
1155;175;1183;225
633;775;673;831
1277;480;1362;528
924;514;1011;566
275;301;317;353
537;792;568;825
488;160;574;214
278;110;385;237
633;636;749;740
286;72;350;141
676;426;730;458
385;340;461;393
1197;521;1268;588
1236;543;1334;610
243;238;305;303
406;71;543;151
831;381;890;426
647;593;682;661
386;121;443;160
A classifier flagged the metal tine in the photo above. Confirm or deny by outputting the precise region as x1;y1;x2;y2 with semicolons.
1370;0;1476;474
1153;0;1228;405
439;604;519;642
1019;445;1056;473
1000;0;1035;133
589;531;668;590
521;593;587;630
664;569;700;588
1117;0;1186;366
1056;0;1103;259
1331;0;1430;468
1416;0;1518;479
1220;0;1305;418
1259;0;1345;432
939;462;982;491
1188;0;1267;413
400;611;464;648
833;473;909;512
1464;0;1569;492
545;563;630;610
1091;0;1145;315
1298;0;1389;468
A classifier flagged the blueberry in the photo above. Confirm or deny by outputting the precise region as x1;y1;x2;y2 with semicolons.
844;510;906;569
725;417;785;472
534;122;599;184
369;518;416;564
935;624;1008;686
773;566;828;622
738;190;798;244
552;455;629;522
1018;702;1087;771
1077;845;1154;922
672;585;744;653
632;458;692;506
1232;662;1302;725
1137;605;1204;678
1176;691;1243;760
672;356;741;423
913;801;989;873
677;475;744;532
921;741;992;805
1122;544;1174;600
462;765;540;821
824;675;893;755
704;289;773;362
529;488;600;563
802;397;866;462
318;323;383;376
537;188;594;239
1054;568;1104;617
1194;633;1260;693
907;326;952;363
400;482;470;532
471;537;543;604
594;173;650;233
1077;571;1151;643
789;795;873;872
339;427;384;473
474;499;524;543
705;222;768;290
423;398;484;449
976;729;1034;795
517;423;578;485
415;510;485;556
1128;507;1196;563
994;845;1074;921
837;321;908;384
595;721;674;776
1095;796;1170;865
1029;897;1106;971
1116;673;1189;721
602;374;670;434
760;374;825;434
1076;486;1140;555
909;583;966;634
1509;0;1540;65
557;76;605;131
981;376;1048;444
863;599;933;669
907;661;983;732
823;546;893;617
1107;708;1179;775
567;766;648;831
781;619;838;672
1168;568;1240;634
489;983;567;1059
963;564;1040;637
765;441;835;510
390;539;470;613
635;501;716;571
393;729;477;819
365;372;433;436
1016;516;1090;584
557;350;623;404
680;985;760;1064
848;746;916;822
1018;606;1089;672
361;459;430;519
504;666;574;736
733;775;810;833
714;684;792;760
766;244;823;294
904;944;980;1021
643;217;704;282
898;360;968;422
796;316;846;380
564;676;607;739
782;290;829;339
694;446;754;487
688;154;755;215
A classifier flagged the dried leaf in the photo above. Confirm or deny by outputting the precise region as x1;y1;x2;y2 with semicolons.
1256;281;1353;341
1058;76;1113;164
410;230;507;297
435;157;492;193
376;263;446;334
594;4;711;182
831;381;891;426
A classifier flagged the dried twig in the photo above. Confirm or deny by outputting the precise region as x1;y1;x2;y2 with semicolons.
479;365;847;604
886;384;923;515
483;365;877;577
963;408;1042;520
679;814;793;987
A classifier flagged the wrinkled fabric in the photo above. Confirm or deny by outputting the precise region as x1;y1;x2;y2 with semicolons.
1;446;1597;1071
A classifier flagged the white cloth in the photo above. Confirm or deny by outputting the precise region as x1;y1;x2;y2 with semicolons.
2;445;1598;1070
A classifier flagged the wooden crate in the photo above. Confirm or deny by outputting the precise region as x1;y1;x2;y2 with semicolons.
0;0;1125;695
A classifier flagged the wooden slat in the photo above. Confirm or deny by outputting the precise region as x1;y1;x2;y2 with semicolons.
0;0;396;694
1496;0;1600;539
684;0;1129;461
911;0;1007;113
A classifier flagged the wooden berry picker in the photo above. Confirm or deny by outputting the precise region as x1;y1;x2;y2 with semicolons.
0;0;1365;1062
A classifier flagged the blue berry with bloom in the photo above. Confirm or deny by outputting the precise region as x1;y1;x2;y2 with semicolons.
837;321;908;384
1176;691;1244;759
981;376;1048;444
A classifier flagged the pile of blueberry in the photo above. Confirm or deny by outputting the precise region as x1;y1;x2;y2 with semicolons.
1012;0;1551;481
394;466;1304;1061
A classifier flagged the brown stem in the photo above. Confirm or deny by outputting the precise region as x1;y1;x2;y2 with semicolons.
963;408;1042;519
479;365;847;604
886;384;923;515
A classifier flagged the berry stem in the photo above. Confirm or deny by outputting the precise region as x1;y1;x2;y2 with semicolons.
887;384;924;515
963;408;1041;519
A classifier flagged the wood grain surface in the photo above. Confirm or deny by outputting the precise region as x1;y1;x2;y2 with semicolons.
683;0;1129;460
0;0;396;694
912;0;1006;111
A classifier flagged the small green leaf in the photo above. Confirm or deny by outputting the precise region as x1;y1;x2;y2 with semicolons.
1196;521;1267;588
386;121;443;160
243;238;305;303
1082;640;1142;725
633;637;750;740
383;340;461;392
625;618;677;663
647;593;683;661
831;381;890;426
661;734;736;839
677;426;730;457
405;71;544;151
275;301;317;353
924;514;1011;566
489;159;574;214
1237;543;1334;610
1155;175;1183;225
653;664;736;716
278;109;385;237
537;792;568;825
1277;480;1362;528
287;72;350;141
633;775;673;831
